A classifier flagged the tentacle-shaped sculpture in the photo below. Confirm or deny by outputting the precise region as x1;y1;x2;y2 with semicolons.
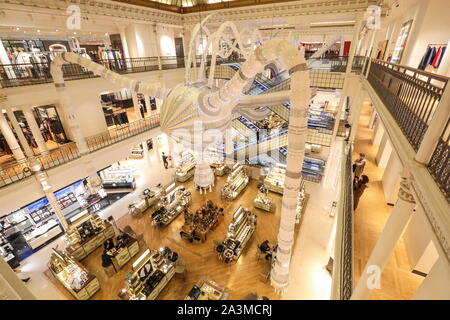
50;38;310;292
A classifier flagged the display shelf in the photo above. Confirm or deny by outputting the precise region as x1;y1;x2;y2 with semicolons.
264;164;286;194
221;164;249;200
119;248;176;300
151;184;192;228
180;200;224;243
107;234;140;271
185;278;228;300
216;206;257;263
48;249;100;300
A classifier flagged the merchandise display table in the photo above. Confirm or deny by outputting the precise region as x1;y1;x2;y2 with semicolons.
180;200;224;243
221;164;249;200
151;184;192;228
119;248;176;300
185;279;229;300
65;211;115;261
108;234;140;271
216;206;257;263
48;249;100;300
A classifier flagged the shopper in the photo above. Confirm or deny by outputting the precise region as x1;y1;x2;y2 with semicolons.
13;268;31;283
162;152;169;169
353;153;367;178
353;175;369;210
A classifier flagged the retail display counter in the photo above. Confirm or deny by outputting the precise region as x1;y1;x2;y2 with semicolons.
128;187;163;216
264;164;286;194
210;162;228;176
24;219;63;250
129;146;144;159
107;233;140;271
221;164;249;200
296;180;308;223
48;249;100;300
99;164;136;192
180;200;224;243
254;185;273;212
118;248;176;300
216;206;257;263
151;183;192;227
175;151;196;182
185;279;228;300
65;211;115;261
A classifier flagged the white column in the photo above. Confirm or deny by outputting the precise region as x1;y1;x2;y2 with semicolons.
351;176;416;300
153;25;162;70
348;81;365;143
23;108;49;155
35;171;69;231
368;108;377;129
0;39;15;80
131;92;143;120
412;257;450;300
365;29;379;78
332;15;363;139
339;36;345;56
119;27;130;59
5;108;34;158
144;94;152;116
0;110;25;162
415;85;450;164
0;256;36;300
372;121;384;146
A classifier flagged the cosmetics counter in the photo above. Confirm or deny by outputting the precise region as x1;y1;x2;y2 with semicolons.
151;183;192;227
129;145;144;159
128;186;165;217
107;233;140;271
254;185;273;212
99;164;136;192
0;242;20;268
0;199;64;262
175;151;196;182
221;164;249;200
185;279;229;300
264;164;286;194
48;249;100;300
216;206;257;263
119;248;176;300
180;200;225;243
65;211;115;261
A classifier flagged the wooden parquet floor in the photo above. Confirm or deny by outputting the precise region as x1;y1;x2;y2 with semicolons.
44;175;287;300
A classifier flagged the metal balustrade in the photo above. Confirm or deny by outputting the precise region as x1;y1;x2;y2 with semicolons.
85;114;160;152
0;56;206;88
428;119;450;201
368;60;448;151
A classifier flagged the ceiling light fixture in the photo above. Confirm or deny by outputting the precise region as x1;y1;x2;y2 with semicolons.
310;20;355;26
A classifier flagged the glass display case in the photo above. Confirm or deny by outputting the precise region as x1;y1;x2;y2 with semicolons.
99;163;136;191
118;248;176;300
150;183;192;228
216;206;257;263
185;278;229;300
175;151;196;182
264;164;286;194
220;164;249;200
254;185;273;212
48;249;100;300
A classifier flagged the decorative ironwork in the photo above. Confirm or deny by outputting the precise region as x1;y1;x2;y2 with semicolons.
368;60;448;151
340;146;354;300
428;118;450;201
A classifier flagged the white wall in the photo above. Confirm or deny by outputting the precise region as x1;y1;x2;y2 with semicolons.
3;68;185;138
412;256;450;299
403;206;439;274
381;149;402;205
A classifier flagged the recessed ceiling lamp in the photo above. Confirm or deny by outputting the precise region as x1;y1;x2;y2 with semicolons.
73;32;77;35
15;27;20;31
37;29;41;33
55;29;59;32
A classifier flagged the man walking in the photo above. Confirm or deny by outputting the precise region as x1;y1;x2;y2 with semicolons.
162;152;169;169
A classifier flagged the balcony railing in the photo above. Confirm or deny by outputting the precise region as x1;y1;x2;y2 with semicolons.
0;115;160;189
85;114;160;153
368;59;449;151
0;55;216;89
0;142;80;188
428;118;450;201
